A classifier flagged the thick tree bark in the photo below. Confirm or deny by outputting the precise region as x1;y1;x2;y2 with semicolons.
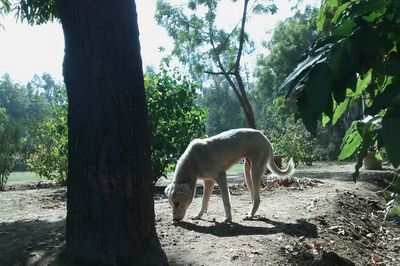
57;1;166;264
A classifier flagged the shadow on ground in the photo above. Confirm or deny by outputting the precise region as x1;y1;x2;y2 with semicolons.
175;217;318;238
0;219;65;265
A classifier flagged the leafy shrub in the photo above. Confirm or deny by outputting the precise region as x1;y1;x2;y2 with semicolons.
0;108;20;190
261;97;341;166
145;67;207;183
28;88;68;184
27;69;206;185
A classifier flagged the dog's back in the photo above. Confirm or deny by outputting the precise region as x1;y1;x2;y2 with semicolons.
187;128;271;174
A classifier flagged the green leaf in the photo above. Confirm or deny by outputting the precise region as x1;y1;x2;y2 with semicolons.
281;44;332;93
332;2;351;24
322;113;330;126
306;62;333;117
394;204;400;216
333;19;357;36
393;179;400;194
349;0;386;18
326;0;338;8
317;6;326;31
297;94;318;136
366;82;400;115
338;121;362;160
351;70;372;97
332;98;349;125
382;95;400;168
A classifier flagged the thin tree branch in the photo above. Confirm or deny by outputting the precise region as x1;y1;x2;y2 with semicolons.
235;0;249;72
204;70;235;76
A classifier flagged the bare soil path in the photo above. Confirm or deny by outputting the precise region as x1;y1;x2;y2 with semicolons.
1;162;399;265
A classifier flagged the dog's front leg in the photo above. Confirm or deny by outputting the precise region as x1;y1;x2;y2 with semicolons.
192;179;214;220
216;172;232;222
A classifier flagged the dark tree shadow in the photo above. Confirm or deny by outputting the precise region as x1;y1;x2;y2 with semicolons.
175;217;318;238
0;219;65;266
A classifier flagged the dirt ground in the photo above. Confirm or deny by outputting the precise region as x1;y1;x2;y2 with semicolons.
1;162;399;265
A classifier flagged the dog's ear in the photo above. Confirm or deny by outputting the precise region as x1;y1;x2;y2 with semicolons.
165;183;173;196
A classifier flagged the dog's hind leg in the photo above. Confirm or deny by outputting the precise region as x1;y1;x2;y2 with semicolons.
215;172;232;222
193;179;214;220
244;158;254;203
247;163;264;218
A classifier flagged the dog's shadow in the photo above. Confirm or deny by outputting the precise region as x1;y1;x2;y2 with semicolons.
175;217;318;238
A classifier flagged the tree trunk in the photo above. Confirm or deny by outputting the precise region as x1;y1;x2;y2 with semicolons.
57;1;167;264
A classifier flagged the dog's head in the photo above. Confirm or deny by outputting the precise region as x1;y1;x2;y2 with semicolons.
165;182;193;222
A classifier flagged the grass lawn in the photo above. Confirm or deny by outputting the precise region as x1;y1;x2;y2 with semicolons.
8;172;43;183
227;163;243;174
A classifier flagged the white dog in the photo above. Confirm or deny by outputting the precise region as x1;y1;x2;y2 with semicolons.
165;128;295;222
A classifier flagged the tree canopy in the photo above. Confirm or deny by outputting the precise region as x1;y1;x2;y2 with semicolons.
145;67;207;183
156;0;278;128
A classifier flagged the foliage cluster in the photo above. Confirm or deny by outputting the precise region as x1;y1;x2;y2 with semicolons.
27;87;68;183
198;77;246;135
156;0;278;128
145;67;207;183
254;7;343;165
0;74;57;188
0;108;20;190
15;70;206;186
282;0;400;178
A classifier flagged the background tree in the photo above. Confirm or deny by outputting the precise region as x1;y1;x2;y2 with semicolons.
282;0;400;178
1;0;167;264
28;87;68;184
0;108;20;190
146;66;207;183
24;67;207;186
0;74;54;171
255;7;320;103
156;0;278;128
198;76;247;135
0;74;30;119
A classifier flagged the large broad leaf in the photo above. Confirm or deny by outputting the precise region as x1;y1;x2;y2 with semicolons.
382;94;400;168
339;117;381;180
330;45;354;102
333;19;357;36
297;93;318;136
348;70;372;98
281;43;333;94
366;80;400;115
332;2;351;24
349;0;386;19
338;117;380;160
332;98;349;125
338;121;362;160
306;62;333;118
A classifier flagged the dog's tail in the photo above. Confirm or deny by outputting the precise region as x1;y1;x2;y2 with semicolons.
267;156;295;177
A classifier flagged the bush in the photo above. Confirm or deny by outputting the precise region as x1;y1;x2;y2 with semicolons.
28;89;68;184
27;69;206;185
145;67;207;183
261;97;342;166
0;108;20;190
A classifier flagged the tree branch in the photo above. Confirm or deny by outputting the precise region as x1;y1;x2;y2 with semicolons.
235;0;249;72
204;70;235;76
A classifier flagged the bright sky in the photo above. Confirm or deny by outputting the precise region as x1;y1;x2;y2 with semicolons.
0;0;320;84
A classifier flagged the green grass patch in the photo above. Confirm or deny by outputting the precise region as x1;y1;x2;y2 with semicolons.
8;172;43;183
227;163;243;174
